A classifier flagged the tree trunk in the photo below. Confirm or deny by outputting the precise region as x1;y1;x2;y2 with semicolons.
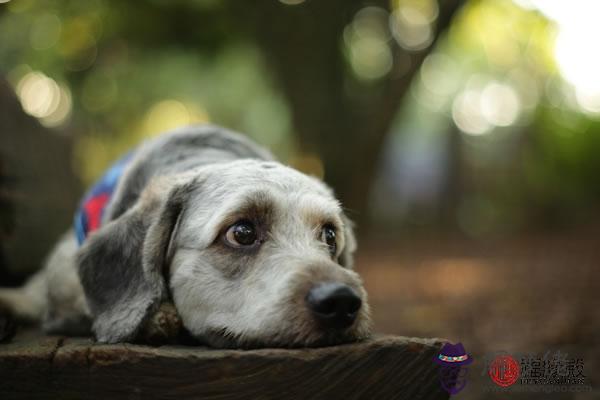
245;0;464;230
0;79;81;283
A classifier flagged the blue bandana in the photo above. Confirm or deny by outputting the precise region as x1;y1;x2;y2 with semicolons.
74;152;134;245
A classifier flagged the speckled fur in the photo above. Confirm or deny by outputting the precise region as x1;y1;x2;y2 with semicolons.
0;125;372;347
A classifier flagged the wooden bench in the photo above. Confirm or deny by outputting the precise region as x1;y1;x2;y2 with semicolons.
0;332;449;399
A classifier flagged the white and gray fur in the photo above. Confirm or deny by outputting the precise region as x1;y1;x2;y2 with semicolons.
0;125;371;348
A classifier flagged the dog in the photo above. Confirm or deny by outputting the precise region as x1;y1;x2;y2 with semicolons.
0;125;371;348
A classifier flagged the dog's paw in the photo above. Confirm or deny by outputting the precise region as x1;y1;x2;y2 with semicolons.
138;302;182;345
0;303;16;343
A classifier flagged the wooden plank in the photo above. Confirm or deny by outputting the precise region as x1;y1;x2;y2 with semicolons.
0;333;449;400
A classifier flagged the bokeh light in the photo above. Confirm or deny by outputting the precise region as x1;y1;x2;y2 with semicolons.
452;89;492;136
344;7;393;81
417;53;460;111
452;78;521;135
389;0;438;51
480;82;521;127
16;71;72;127
554;25;600;113
522;0;600;114
420;54;458;98
143;99;210;136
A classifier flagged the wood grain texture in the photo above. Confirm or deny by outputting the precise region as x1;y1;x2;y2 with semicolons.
0;332;449;400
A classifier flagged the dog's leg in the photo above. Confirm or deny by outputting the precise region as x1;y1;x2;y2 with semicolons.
0;268;46;341
0;230;92;339
42;231;91;335
0;268;47;322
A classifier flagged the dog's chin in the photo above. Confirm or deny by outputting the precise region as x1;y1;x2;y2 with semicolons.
198;326;372;350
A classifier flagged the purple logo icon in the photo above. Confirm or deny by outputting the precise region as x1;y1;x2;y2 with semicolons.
433;342;473;395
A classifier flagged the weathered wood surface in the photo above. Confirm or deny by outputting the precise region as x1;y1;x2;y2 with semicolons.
0;332;449;400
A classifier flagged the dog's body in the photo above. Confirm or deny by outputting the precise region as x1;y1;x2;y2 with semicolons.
0;125;371;348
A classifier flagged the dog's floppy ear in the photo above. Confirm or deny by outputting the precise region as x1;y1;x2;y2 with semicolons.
339;214;357;268
77;181;193;343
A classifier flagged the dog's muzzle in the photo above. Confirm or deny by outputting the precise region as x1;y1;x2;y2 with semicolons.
305;282;362;330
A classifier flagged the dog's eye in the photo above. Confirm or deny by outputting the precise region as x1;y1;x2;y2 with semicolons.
225;220;258;247
321;224;337;255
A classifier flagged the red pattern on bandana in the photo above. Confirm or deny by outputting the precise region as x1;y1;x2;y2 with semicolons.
83;192;110;233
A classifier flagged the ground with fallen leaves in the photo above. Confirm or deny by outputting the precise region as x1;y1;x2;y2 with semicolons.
357;228;599;399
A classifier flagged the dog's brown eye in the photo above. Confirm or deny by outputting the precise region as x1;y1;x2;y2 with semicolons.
225;221;258;247
321;224;337;255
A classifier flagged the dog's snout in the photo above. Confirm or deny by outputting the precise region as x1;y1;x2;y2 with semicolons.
305;283;362;329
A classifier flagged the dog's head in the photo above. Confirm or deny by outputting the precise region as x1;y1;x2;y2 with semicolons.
78;159;371;347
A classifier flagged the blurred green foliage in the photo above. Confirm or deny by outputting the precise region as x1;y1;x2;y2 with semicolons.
372;0;600;233
1;0;599;234
1;0;292;184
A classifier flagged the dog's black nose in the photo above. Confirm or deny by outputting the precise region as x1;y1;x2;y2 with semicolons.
306;283;362;329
